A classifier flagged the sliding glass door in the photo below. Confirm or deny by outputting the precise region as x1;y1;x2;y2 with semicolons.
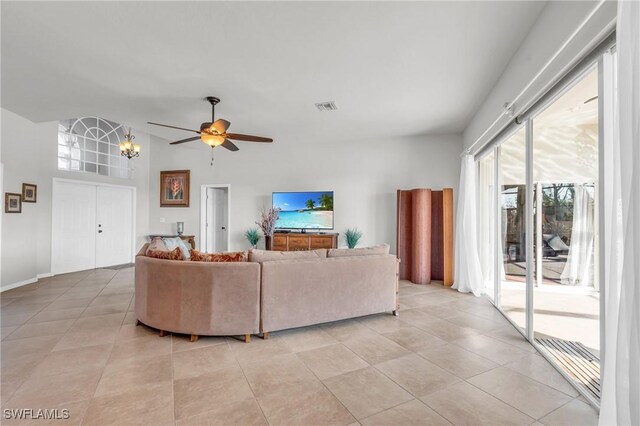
530;66;601;399
498;128;527;332
477;62;605;404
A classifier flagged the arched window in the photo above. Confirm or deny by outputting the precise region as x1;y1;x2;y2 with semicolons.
57;117;131;179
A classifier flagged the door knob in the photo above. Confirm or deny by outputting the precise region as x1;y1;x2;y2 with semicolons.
98;230;103;233
221;226;226;230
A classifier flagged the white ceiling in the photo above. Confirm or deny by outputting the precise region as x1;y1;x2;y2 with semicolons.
1;1;546;143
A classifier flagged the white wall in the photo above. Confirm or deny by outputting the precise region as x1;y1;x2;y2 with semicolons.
463;0;617;150
1;108;151;289
1;109;40;287
1;106;461;288
148;133;462;253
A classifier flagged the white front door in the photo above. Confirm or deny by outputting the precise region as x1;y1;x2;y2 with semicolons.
52;180;134;274
96;186;134;268
52;181;97;274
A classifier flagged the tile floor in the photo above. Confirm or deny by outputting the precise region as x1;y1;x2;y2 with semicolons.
0;268;599;425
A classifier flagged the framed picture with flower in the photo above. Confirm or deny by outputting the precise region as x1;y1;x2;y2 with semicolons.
5;193;22;213
160;170;190;207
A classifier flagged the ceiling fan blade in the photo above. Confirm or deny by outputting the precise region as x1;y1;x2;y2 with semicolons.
148;122;200;134
221;139;239;152
211;119;231;134
226;133;273;143
170;136;201;145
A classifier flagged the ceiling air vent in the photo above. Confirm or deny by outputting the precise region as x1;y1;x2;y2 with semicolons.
315;101;338;111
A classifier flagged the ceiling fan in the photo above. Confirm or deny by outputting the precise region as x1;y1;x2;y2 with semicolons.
147;96;273;152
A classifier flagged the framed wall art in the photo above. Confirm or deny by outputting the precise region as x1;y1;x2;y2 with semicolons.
5;193;22;213
160;170;190;207
22;183;37;203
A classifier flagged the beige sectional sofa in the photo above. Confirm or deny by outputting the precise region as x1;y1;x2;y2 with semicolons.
260;254;399;335
135;245;261;342
134;244;399;342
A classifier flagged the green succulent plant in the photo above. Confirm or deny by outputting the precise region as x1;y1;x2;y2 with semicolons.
245;228;261;247
345;228;363;249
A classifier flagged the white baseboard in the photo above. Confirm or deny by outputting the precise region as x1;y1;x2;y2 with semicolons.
0;272;53;293
1;277;38;292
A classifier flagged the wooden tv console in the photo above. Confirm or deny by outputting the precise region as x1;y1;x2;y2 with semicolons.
272;232;339;251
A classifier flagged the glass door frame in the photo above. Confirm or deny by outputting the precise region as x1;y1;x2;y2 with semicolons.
474;50;612;408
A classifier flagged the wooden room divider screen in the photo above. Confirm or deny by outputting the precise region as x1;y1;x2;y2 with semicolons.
396;188;453;286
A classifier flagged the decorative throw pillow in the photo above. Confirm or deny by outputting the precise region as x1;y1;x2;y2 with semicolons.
147;247;183;261
327;243;390;258
189;249;208;262
146;237;168;255
163;237;191;260
189;249;247;262
248;248;327;262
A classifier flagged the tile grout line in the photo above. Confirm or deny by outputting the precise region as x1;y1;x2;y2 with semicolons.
392;288;544;424
1;275;598;425
78;268;128;426
390;283;582;422
293;345;365;424
170;331;176;426
355;305;464;425
463;376;543;422
537;396;591;425
314;316;449;423
2;270;113;408
500;357;583;399
3;269;122;421
1;281;76;339
229;340;273;426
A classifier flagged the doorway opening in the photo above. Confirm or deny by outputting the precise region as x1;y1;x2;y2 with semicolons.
200;184;230;253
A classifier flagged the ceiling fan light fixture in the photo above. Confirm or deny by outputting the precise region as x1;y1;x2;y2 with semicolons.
149;96;273;149
201;133;225;147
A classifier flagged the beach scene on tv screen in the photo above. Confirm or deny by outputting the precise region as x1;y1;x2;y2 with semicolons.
273;192;334;229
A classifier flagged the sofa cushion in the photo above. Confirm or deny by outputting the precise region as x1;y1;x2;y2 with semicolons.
146;237;168;255
147;247;184;261
163;237;191;260
328;243;391;258
248;248;327;262
190;249;247;262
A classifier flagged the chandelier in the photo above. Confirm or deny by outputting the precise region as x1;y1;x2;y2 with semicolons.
119;128;140;159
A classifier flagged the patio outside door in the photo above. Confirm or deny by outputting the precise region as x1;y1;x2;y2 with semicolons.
475;62;605;406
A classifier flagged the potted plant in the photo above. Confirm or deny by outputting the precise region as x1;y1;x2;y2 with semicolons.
256;207;281;250
345;228;363;249
244;228;261;249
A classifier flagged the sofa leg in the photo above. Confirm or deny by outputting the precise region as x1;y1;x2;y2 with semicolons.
159;330;168;337
262;332;269;340
244;334;251;343
392;310;399;316
190;334;199;342
136;319;141;326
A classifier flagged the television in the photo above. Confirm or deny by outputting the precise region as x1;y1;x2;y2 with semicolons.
272;191;334;230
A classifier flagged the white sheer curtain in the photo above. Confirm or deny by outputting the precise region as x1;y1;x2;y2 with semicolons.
599;1;640;424
477;156;496;294
561;184;595;288
453;154;484;296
